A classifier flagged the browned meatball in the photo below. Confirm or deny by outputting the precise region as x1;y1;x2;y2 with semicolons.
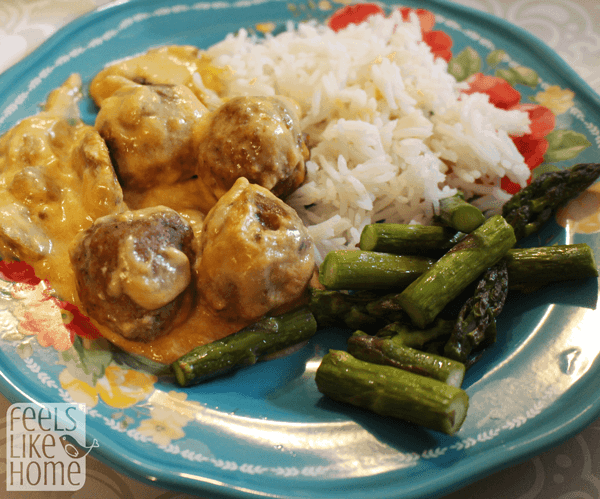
195;177;314;322
70;206;195;342
196;96;309;200
95;82;208;191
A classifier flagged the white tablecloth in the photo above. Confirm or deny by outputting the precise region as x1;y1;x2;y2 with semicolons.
1;1;599;498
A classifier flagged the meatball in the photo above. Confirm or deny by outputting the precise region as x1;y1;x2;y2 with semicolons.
70;206;195;342
196;96;309;200
95;83;208;191
196;177;314;321
89;45;226;110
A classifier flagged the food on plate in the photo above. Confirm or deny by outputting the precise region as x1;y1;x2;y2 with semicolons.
70;206;196;342
1;63;314;365
396;215;516;329
172;306;317;386
434;192;485;233
315;349;469;435
89;45;226;110
317;238;598;296
347;330;466;387
312;209;596;433
0;74;127;303
95;81;209;191
195;177;314;322
309;287;410;331
359;223;467;255
443;261;509;363
92;54;310;215
309;173;597;432
502;162;600;240
505;243;599;289
66;177;315;365
195;96;309;200
318;250;434;290
207;10;531;260
309;240;598;335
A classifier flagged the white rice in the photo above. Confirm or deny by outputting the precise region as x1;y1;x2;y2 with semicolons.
201;10;531;262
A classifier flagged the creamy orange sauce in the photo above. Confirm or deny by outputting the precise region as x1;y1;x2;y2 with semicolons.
123;176;219;214
89;295;250;364
1;59;314;366
0;74;127;304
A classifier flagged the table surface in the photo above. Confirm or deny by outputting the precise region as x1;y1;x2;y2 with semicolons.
1;0;600;498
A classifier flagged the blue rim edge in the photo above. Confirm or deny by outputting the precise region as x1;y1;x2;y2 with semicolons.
0;0;599;498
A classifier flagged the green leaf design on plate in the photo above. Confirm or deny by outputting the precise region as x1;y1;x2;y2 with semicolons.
544;130;592;162
513;66;539;87
486;49;506;67
495;66;539;88
448;46;481;82
495;68;518;86
58;336;113;386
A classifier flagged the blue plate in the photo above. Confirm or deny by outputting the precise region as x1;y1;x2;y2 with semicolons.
1;1;600;498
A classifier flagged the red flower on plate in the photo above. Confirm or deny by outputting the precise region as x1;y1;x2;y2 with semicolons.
422;30;453;62
56;300;102;341
0;260;42;286
399;7;452;61
510;103;555;140
328;3;385;32
21;312;75;351
509;104;554;171
500;103;555;192
0;260;101;346
398;7;436;32
461;77;556;194
463;72;522;109
500;176;525;195
12;286;75;351
512;135;550;171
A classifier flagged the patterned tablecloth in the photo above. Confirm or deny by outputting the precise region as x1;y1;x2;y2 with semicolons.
1;1;599;498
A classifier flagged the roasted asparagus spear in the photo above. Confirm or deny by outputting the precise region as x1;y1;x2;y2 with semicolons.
172;307;317;386
502;163;600;240
396;215;516;328
315;350;469;435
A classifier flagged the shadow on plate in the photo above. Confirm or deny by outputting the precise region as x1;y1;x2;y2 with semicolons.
314;394;445;453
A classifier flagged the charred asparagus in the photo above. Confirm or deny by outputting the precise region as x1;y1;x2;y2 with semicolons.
502;163;600;240
444;261;509;363
348;330;466;387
